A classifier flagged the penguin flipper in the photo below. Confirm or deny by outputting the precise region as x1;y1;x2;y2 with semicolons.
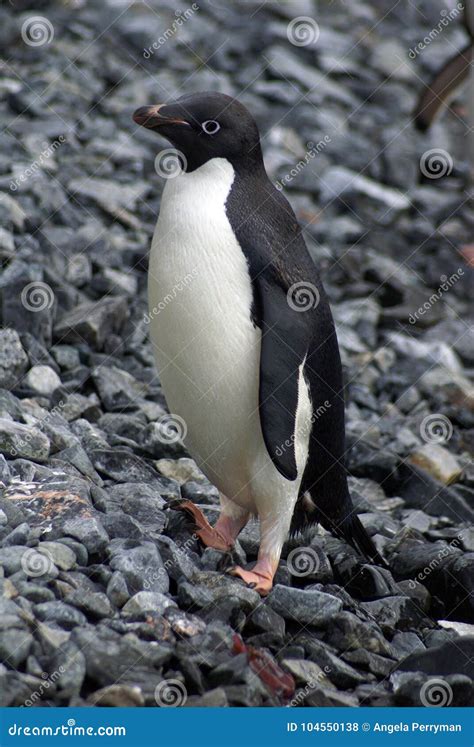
414;43;472;131
255;274;313;482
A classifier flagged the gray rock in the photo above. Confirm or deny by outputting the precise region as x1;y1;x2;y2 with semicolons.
34;601;88;630
88;684;144;707
66;590;113;619
121;591;176;616
179;572;260;612
267;585;343;626
61;516;109;555
0;627;33;669
106;571;130;608
24;365;62;397
319;166;411;214
0;418;50;461
109;542;169;594
92;365;148;411
37;541;76;571
0;329;28;389
72;626;172;688
54;297;128;351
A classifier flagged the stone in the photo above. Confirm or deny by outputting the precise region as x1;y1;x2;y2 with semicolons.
396;638;474;679
0;419;50;462
65;590;113;619
409;444;463;485
92;366;148;411
109;543;169;594
121;591;176;616
61;516;109;555
24;365;62;397
88;684;144;707
54;297;128;351
267;585;343;626
281;658;333;689
37;542;76;571
0;329;28;389
178;572;260;612
34;601;88;630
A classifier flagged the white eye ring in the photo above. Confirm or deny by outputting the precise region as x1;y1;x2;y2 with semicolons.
202;120;220;134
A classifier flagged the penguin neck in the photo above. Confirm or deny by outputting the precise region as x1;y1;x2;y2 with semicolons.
185;143;266;178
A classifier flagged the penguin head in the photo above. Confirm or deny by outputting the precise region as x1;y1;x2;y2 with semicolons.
133;92;262;172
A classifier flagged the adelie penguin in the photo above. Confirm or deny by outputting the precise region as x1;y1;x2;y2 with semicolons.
133;92;385;595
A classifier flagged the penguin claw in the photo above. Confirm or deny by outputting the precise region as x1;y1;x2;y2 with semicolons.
170;500;233;551
227;565;274;596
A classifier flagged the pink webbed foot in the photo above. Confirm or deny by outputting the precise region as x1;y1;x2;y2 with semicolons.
228;557;277;596
172;500;233;551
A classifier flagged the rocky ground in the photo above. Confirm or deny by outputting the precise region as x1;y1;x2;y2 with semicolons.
0;0;473;708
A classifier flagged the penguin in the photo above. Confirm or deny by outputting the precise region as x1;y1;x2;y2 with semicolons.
133;92;384;595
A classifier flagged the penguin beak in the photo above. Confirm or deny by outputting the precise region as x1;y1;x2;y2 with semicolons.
133;104;190;130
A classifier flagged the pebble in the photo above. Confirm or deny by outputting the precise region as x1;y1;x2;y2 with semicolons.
409;443;463;485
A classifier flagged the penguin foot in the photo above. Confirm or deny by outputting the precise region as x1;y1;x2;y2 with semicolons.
228;559;276;596
172;500;233;551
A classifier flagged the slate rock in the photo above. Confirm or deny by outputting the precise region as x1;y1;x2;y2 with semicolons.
0;329;28;389
54;297;128;350
0;419;50;462
267;585;343;626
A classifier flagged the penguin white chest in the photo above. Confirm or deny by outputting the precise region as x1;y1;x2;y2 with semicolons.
148;158;311;511
148;159;261;502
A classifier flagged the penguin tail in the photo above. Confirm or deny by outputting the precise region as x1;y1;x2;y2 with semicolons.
290;492;388;568
336;511;388;569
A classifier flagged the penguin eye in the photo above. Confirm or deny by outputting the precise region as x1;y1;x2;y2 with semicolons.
201;120;220;135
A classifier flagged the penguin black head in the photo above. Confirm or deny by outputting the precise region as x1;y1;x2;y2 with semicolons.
133;92;263;173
